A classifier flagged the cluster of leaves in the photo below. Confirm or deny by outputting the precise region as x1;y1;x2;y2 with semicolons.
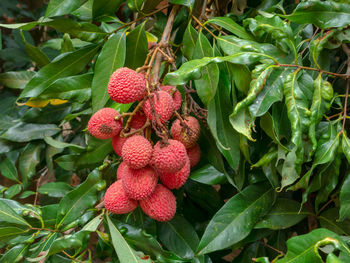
0;0;350;262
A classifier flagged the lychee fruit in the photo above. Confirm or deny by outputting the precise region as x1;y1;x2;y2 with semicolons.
122;135;152;169
104;180;138;214
108;67;146;104
88;108;122;139
129;111;147;129
122;166;158;200
143;91;175;123
171;116;200;148
161;86;182;111
151;139;187;173
140;184;176;222
112;134;127;156
116;161;127;180
160;157;190;189
187;143;201;168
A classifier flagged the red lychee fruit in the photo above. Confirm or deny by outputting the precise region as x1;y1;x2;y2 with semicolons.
129;111;147;129
143;91;175;123
88;108;122;139
161;86;182;111
160;158;190;189
122;166;158;200
112;134;127;156
116;161;127;180
122;135;152;169
151;139;187;173
171;116;200;148
187;143;201;168
104;180;138;214
108;67;146;104
140;184;176;222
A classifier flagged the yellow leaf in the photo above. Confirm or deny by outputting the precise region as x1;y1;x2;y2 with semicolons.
18;98;49;108
49;99;68;105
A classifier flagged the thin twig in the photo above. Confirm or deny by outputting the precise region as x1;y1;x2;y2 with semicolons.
191;15;217;39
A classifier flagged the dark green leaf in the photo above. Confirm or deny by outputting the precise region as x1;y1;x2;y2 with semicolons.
76;138;113;168
228;63;251;95
190;165;226;185
255;198;309;230
19;44;100;100
44;136;85;152
0;199;31;227
38;182;73;198
56;169;103;229
0;155;19;182
182;23;198;60
205;17;254;40
229;108;255;141
0;71;35;89
26;232;58;261
340;171;350;221
169;0;194;11
4;184;22;199
19;143;44;186
0;244;29;263
319;208;350;236
125;22;148;69
93;0;123;19
282;1;350;29
92;31;126;112
46;0;88;17
21;32;50;68
342;132;350;163
196;182;275;255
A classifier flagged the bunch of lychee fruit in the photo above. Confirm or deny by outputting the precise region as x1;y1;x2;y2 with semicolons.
88;67;201;222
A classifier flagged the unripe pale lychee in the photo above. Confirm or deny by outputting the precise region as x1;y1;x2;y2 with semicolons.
116;161;127;180
140;184;176;222
112;134;127;156
88;108;122;139
122;135;152;169
160;158;190;189
108;67;146;104
151;139;187;173
122;166;158;200
143;91;175;123
171;116;200;148
104;180;138;214
187;143;201;168
161;86;182;111
129;111;147;129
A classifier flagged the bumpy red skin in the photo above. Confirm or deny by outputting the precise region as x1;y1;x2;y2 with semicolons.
171;116;200;148
160;86;182;111
122;166;158;200
112;134;127;156
151;139;187;173
122;135;153;169
88;108;122;139
187;144;201;168
160;158;190;189
140;184;176;222
143;91;175;123
108;67;146;104
116;161;128;180
129;111;147;129
104;180;138;214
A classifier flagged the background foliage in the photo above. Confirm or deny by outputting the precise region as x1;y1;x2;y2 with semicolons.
0;0;350;262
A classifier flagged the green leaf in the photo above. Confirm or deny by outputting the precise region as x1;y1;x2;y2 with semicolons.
93;0;123;19
255;198;309;230
38;182;73;198
56;169;103;229
125;22;148;69
182;23;198;60
158;215;199;259
19;43;100;100
46;0;88;17
192;32;219;105
190;164;226;185
0;71;35;89
310;31;337;69
82;214;103;232
319;208;350;236
276;228;350;263
19;143;44;186
0;155;19;182
44;136;85;152
0;199;31;227
342;132;350;163
21;32;50;68
76;138;113;168
92;31;126;112
26;232;58;261
0;244;29;263
309;75;333;155
106;214;141;263
169;0;194;11
38;73;92;103
4;184;22;199
282;0;350;29
205;17;254;40
196;182;275;255
61;33;74;53
228;63;251;95
340;171;350;221
229;108;255;141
